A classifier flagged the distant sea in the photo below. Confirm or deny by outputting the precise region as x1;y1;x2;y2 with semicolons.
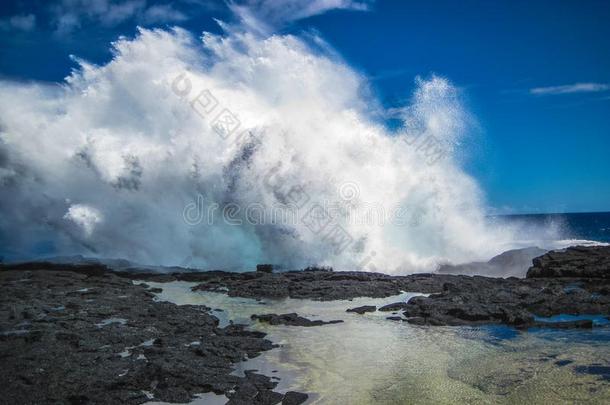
498;211;610;243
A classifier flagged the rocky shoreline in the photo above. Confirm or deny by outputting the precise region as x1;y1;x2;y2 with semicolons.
0;268;307;405
251;313;343;327
1;245;609;404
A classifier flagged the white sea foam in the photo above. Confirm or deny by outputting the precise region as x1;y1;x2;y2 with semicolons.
0;25;561;273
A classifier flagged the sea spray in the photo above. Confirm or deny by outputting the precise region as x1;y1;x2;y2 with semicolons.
0;27;548;272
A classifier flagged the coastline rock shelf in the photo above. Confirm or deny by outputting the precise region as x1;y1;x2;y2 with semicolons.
527;245;610;278
403;246;610;327
0;268;307;405
251;313;343;327
1;245;609;403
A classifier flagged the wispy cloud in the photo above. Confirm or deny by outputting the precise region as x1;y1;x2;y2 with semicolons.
50;0;147;34
0;14;36;31
142;4;188;24
0;1;193;36
228;0;373;34
530;82;610;95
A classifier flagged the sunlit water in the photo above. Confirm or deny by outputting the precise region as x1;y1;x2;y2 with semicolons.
142;281;610;404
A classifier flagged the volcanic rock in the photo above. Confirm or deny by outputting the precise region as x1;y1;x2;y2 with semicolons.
378;302;410;311
0;267;307;404
346;305;376;314
527;246;610;279
251;313;343;327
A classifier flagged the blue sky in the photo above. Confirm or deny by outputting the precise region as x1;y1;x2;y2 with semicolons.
1;0;609;214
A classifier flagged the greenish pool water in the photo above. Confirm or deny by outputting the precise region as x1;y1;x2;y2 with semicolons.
144;281;610;404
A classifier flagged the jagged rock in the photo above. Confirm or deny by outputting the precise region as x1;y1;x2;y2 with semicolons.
282;391;309;405
527;246;610;279
256;264;275;273
251;313;343;327
0;268;306;404
346;305;376;314
378;302;409;311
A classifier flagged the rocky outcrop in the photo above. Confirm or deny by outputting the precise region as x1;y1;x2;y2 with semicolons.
251;313;343;327
378;302;410;312
191;271;409;301
0;268;307;404
403;274;610;327
346;305;376;314
526;246;610;279
3;244;610;359
184;270;474;302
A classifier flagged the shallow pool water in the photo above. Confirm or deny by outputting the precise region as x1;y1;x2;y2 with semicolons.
144;281;610;404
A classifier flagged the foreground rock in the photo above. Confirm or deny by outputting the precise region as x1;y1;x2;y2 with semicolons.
0;267;307;404
251;313;343;327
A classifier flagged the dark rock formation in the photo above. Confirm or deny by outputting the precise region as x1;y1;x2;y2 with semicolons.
402;277;610;327
256;264;274;273
184;270;468;301
282;391;309;405
0;267;307;404
378;302;410;312
191;271;408;301
346;305;376;314
226;370;302;404
3;244;610;339
527;246;610;279
251;313;343;327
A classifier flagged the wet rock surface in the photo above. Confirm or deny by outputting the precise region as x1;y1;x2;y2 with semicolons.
182;246;609;328
378;302;410;312
0;268;306;404
346;305;377;314
189;270;410;301
403;246;610;327
401;275;610;327
179;269;468;301
2;245;610;403
251;313;343;327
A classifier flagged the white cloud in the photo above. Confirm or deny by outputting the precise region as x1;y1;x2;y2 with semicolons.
229;0;373;33
530;82;610;95
0;14;36;31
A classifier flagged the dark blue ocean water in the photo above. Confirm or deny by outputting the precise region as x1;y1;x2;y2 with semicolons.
497;211;610;243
